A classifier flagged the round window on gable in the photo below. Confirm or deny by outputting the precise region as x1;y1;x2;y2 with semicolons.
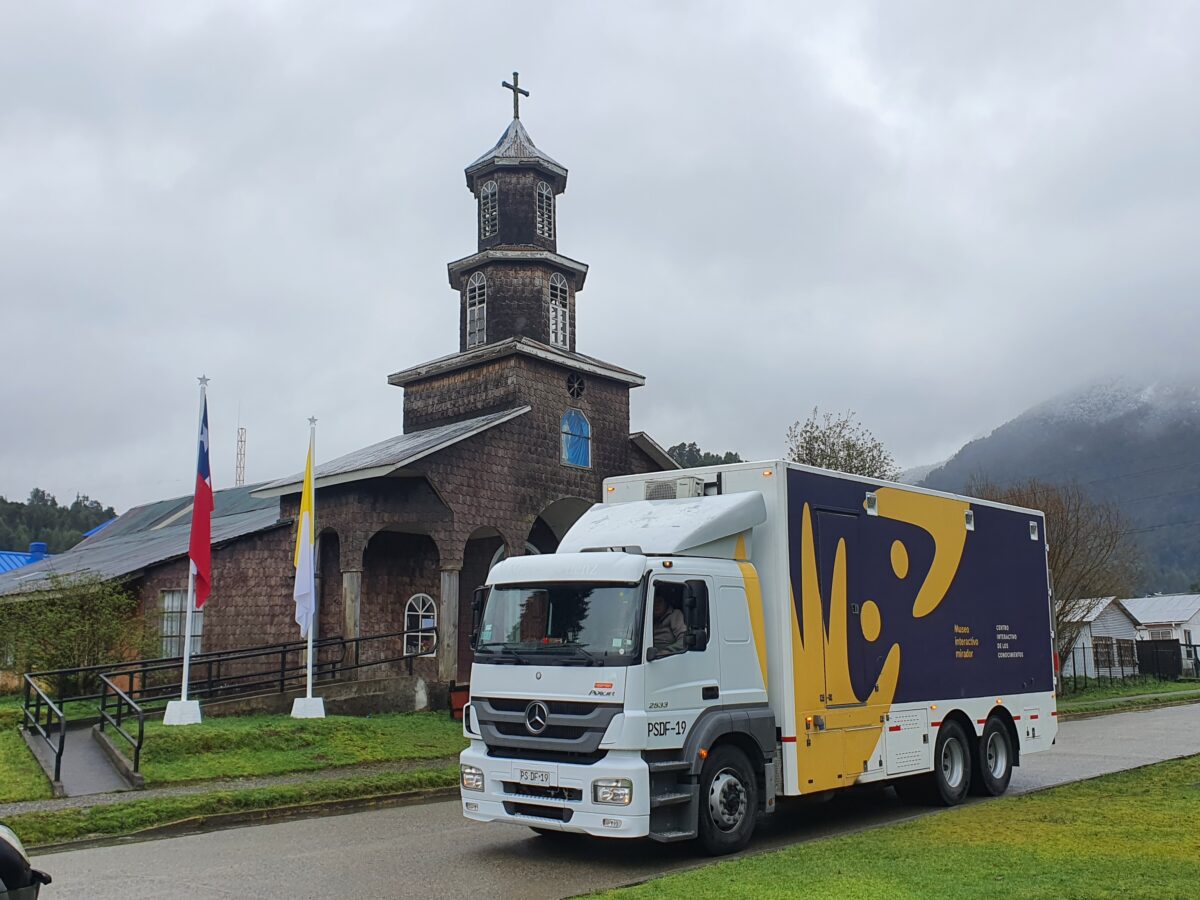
567;373;585;399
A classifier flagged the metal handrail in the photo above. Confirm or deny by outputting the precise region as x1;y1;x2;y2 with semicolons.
98;672;145;772
21;674;66;783
21;626;440;779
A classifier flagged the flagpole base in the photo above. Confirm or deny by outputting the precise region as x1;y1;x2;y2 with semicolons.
163;699;202;726
291;697;326;719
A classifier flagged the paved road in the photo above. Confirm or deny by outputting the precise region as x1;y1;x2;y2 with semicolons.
32;704;1200;900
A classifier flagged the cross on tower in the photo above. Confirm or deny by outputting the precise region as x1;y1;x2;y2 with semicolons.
501;71;529;120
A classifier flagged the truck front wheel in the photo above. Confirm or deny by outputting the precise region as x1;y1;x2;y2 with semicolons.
698;745;758;856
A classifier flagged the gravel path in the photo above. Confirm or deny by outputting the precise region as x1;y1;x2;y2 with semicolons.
0;755;459;819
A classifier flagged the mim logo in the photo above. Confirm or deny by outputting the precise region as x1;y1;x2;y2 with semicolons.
524;701;550;735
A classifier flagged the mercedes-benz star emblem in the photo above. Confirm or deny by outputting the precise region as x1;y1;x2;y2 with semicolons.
525;701;549;736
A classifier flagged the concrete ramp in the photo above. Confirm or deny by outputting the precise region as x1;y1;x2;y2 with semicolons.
24;723;134;797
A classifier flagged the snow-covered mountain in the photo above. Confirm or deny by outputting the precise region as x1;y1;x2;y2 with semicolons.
921;377;1200;592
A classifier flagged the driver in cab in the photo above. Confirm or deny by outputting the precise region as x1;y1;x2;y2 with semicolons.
652;587;687;655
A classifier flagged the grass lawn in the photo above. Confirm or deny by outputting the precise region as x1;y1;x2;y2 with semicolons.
1059;677;1200;703
7;766;458;847
0;725;53;804
138;711;467;784
596;755;1200;900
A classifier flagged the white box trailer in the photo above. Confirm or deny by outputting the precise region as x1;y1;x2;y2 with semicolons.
460;461;1057;854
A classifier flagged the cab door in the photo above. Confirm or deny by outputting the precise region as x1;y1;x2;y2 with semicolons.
642;575;722;751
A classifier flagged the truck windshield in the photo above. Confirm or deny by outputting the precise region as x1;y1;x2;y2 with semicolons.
475;582;644;667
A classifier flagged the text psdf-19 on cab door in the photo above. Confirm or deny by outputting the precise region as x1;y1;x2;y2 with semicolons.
459;461;1056;854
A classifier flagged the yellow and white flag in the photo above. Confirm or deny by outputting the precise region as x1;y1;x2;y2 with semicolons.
293;426;316;638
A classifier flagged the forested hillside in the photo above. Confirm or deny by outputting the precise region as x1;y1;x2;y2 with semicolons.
921;379;1200;593
0;489;116;553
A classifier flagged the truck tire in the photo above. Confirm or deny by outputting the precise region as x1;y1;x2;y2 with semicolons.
931;720;972;806
698;745;758;856
970;717;1013;796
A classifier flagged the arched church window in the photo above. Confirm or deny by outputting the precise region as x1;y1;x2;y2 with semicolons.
536;181;554;239
480;181;498;238
466;273;487;347
561;409;591;469
548;273;569;348
404;593;437;657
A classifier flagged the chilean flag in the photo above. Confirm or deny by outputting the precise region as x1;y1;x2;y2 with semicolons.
189;395;214;609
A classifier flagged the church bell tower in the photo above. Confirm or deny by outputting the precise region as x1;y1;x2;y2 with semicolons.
452;72;585;354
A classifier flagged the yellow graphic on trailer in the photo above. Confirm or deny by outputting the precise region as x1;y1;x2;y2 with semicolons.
790;491;971;792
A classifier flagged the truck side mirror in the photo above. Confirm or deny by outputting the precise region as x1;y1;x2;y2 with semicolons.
683;580;710;652
469;586;488;651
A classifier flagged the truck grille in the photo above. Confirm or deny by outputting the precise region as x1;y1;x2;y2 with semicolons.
473;696;622;762
503;801;574;822
501;782;583;802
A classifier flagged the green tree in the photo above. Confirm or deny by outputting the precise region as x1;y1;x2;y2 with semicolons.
0;574;155;694
666;442;744;468
0;489;115;554
785;408;900;479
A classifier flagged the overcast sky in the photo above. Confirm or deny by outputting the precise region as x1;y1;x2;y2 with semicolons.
3;1;1198;513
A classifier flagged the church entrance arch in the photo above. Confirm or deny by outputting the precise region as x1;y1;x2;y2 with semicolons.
362;527;441;676
527;497;593;554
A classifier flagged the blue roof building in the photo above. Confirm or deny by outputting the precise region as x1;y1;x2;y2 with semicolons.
0;542;50;574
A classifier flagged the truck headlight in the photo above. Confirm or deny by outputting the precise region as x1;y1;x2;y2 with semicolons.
592;778;633;806
461;765;484;791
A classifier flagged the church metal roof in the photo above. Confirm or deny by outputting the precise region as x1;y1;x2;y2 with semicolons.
465;118;568;184
0;486;282;597
254;406;532;498
388;338;645;389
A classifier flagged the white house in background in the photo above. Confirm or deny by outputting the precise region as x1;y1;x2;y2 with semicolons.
1123;593;1200;677
1060;597;1140;679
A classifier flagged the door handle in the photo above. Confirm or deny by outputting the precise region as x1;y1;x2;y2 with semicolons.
702;686;719;700
850;603;861;615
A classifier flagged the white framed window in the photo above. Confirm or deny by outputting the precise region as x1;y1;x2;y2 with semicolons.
548;273;569;348
1148;628;1174;641
161;589;203;657
404;593;437;657
466;272;487;347
480;181;498;238
536;181;554;238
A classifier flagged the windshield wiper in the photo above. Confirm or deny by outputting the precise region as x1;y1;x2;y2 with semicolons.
474;643;533;665
553;643;604;666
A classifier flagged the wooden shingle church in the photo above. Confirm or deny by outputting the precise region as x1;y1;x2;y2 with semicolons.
0;75;675;691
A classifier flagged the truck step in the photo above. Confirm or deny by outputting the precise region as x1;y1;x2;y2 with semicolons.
649;829;697;843
647;760;690;774
650;789;693;808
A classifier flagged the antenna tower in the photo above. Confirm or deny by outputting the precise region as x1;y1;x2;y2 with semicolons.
235;427;247;486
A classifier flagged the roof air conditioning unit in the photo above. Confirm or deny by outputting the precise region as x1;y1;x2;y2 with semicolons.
644;477;705;501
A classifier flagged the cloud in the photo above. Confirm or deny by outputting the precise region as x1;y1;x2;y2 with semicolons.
1;1;1197;511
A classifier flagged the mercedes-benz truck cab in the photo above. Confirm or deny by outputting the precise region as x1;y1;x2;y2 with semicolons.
460;462;1057;855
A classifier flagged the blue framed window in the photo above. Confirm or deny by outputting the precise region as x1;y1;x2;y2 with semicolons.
561;409;591;468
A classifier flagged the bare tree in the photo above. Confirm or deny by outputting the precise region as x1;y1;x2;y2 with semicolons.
967;478;1140;657
785;408;900;480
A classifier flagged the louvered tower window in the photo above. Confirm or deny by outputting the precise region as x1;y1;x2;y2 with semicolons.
480;181;498;238
536;181;554;239
466;272;487;347
548;273;569;348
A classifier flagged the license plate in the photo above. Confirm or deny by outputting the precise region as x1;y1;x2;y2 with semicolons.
517;767;553;787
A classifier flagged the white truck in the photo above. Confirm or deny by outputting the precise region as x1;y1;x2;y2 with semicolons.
459;461;1057;854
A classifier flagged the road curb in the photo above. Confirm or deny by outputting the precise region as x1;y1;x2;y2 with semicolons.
32;785;459;855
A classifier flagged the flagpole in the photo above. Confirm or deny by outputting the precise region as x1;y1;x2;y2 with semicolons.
165;376;208;726
291;416;324;718
305;418;316;701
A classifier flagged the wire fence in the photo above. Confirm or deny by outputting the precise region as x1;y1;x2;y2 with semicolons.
1059;639;1199;695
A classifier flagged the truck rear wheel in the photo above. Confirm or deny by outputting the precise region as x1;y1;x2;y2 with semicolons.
970;717;1013;796
698;745;758;856
931;720;972;806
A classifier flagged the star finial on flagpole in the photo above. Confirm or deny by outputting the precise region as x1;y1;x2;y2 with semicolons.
198;375;210;387
308;416;317;427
